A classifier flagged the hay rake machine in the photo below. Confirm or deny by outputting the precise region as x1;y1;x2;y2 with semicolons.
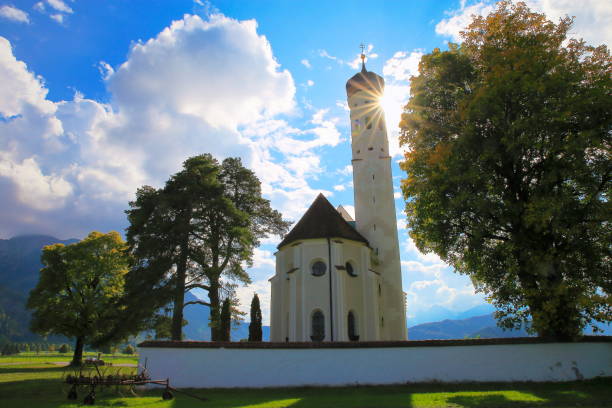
62;361;174;405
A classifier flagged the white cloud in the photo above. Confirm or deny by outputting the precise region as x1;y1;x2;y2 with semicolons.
235;277;273;325
300;58;311;68
50;13;64;23
333;184;345;191
0;12;311;238
0;5;30;23
336;164;352;176
405;236;446;265
380;51;424;158
436;0;611;46
383;50;423;82
306;79;314;87
46;0;73;14
435;1;495;42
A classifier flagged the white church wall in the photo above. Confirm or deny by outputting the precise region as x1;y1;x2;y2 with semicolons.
139;339;611;388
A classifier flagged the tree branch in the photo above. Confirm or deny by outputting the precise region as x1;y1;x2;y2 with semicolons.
183;300;211;309
185;283;211;291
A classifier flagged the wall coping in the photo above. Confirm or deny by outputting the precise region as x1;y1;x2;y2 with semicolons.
138;335;612;349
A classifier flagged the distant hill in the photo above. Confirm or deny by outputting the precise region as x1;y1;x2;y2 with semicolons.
0;234;269;343
0;235;77;343
408;314;529;340
408;303;496;326
182;292;270;341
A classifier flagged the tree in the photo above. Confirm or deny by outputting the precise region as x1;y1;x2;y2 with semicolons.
248;293;263;341
399;1;611;339
27;232;134;365
58;344;69;354
126;154;290;341
219;298;231;341
123;344;135;355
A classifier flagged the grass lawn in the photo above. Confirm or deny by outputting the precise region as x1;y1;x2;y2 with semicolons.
0;351;138;365
0;356;610;407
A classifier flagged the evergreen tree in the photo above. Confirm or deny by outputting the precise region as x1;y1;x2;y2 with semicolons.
125;155;290;341
248;294;263;341
219;298;231;341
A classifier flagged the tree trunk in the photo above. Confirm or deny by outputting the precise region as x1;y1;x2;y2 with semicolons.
70;336;84;366
209;279;221;341
171;241;189;341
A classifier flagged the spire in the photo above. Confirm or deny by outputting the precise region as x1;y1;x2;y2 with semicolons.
359;43;367;72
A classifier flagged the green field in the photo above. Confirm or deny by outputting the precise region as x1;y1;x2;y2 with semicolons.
1;354;611;407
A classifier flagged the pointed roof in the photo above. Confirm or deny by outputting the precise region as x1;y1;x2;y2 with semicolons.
346;59;384;98
336;205;354;222
277;194;368;249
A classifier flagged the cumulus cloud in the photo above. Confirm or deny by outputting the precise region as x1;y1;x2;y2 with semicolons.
436;0;611;46
0;12;340;240
300;58;311;68
0;5;30;23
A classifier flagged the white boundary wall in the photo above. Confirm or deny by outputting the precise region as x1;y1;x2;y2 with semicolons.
139;341;612;388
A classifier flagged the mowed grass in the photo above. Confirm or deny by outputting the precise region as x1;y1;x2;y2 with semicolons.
0;356;610;407
0;351;138;365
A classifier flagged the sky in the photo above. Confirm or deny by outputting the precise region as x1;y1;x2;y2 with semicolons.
1;0;610;326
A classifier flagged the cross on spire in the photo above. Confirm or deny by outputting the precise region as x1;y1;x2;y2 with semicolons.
359;43;367;72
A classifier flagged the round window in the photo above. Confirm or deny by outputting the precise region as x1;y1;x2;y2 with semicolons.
346;262;357;277
311;261;326;276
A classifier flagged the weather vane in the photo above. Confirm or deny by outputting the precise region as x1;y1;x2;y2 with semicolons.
359;42;367;64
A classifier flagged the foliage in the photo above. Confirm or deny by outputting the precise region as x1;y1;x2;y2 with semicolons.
219;298;231;341
58;344;69;354
400;1;611;339
27;231;133;365
125;154;290;341
248;293;263;341
123;344;135;355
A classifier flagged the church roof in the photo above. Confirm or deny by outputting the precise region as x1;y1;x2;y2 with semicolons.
277;194;369;249
345;61;384;98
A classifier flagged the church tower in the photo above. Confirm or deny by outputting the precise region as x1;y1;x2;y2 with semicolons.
269;50;407;343
346;52;407;340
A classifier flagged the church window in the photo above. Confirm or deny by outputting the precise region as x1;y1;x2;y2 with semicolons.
311;260;327;277
373;224;376;231
348;311;359;341
346;261;357;277
372;174;375;180
366;116;372;130
311;310;325;341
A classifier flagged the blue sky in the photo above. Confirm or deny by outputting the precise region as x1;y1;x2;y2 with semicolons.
1;0;609;325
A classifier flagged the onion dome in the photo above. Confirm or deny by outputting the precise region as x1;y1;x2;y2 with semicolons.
346;56;384;98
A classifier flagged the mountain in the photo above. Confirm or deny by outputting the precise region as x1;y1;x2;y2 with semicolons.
0;235;77;343
408;313;529;340
408;303;496;326
182;292;270;341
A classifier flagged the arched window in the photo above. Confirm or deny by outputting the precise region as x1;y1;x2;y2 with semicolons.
345;261;357;277
311;310;325;341
311;260;326;277
348;311;359;341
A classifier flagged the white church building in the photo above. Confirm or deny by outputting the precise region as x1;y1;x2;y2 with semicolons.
269;55;407;342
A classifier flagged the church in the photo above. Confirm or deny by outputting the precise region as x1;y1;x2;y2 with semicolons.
269;54;407;342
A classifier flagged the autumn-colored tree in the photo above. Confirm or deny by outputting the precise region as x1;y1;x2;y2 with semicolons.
27;232;132;365
400;1;611;339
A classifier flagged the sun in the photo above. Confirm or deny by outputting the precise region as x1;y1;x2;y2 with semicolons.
378;89;403;130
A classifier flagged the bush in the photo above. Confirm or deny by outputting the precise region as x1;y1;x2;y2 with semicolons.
58;344;70;353
123;344;135;355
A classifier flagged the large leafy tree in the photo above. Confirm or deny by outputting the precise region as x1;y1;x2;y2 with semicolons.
126;154;289;341
27;232;131;365
400;1;611;339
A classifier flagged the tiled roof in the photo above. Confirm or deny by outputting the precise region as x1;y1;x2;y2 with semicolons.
277;194;368;249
